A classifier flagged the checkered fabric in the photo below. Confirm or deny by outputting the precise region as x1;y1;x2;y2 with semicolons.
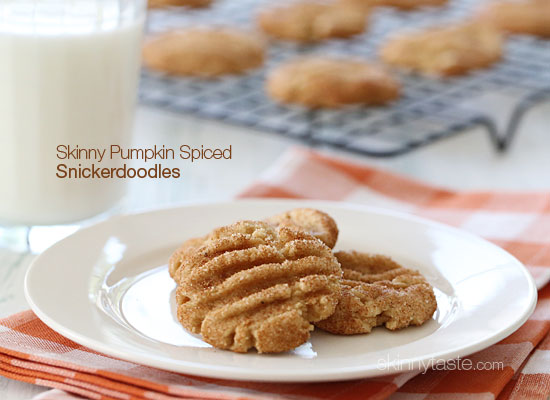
0;147;548;400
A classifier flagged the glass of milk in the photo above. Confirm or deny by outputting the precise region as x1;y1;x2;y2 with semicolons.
0;0;145;250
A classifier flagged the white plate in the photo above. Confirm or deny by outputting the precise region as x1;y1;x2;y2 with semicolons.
25;200;537;382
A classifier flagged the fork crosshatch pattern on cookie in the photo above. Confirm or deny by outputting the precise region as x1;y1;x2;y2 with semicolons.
173;220;343;353
140;0;550;156
316;251;437;335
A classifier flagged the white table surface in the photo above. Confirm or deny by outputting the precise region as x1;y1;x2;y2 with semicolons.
1;102;549;400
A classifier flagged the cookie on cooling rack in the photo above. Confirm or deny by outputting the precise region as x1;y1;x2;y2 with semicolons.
380;22;504;76
340;0;447;10
173;220;342;353
142;28;265;78
315;251;437;335
257;1;369;42
266;57;401;108
148;0;213;8
477;0;550;38
373;0;447;9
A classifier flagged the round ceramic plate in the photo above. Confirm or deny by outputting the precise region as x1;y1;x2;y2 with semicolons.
25;200;537;382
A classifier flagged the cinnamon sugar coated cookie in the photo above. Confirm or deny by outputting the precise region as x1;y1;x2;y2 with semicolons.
173;220;342;353
341;0;447;10
169;208;339;279
373;0;447;9
148;0;212;8
257;1;369;42
265;208;339;249
142;28;265;78
477;0;550;38
315;251;437;335
168;236;207;278
380;22;504;76
266;57;401;108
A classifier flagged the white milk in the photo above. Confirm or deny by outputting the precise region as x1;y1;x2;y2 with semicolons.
0;2;143;225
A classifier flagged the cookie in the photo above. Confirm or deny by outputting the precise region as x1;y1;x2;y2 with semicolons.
142;28;265;78
266;57;401;108
315;251;436;335
477;0;550;38
169;208;338;280
265;208;339;249
257;1;369;42
340;0;447;10
168;236;207;279
380;22;503;76
374;0;447;9
148;0;212;8
174;220;342;353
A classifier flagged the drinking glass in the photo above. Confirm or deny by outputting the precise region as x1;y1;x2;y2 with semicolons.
0;0;146;251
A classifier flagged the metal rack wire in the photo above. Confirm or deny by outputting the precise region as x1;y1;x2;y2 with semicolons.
139;0;550;157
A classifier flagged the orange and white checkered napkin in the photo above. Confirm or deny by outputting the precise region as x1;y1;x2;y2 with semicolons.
1;147;549;400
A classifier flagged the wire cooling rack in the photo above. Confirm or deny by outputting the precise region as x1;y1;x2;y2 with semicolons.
139;0;550;157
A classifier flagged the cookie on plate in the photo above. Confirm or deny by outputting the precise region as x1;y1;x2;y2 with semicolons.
169;236;208;279
315;251;437;335
257;1;369;42
174;220;342;353
142;28;265;78
265;208;339;249
169;208;339;280
266;57;400;108
148;0;213;8
380;22;504;76
477;0;550;38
